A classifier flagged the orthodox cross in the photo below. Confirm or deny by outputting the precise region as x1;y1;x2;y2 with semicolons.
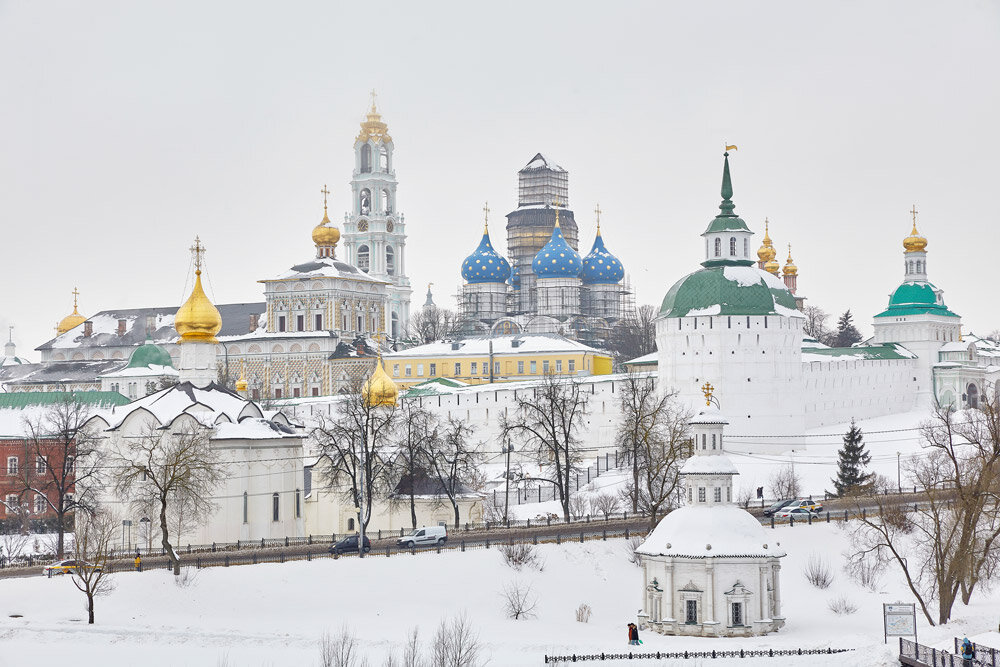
701;381;715;406
71;287;80;309
483;201;490;227
369;89;378;111
190;236;205;272
551;197;562;226
910;204;918;226
321;184;330;213
594;203;602;231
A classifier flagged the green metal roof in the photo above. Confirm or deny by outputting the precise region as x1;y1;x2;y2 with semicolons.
659;266;799;318
802;343;916;361
0;391;130;409
126;340;174;369
874;281;959;319
402;377;468;397
703;153;751;235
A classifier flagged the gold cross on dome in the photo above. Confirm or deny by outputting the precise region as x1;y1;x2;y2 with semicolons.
321;184;330;211
910;204;918;225
190;236;205;272
369;89;378;111
483;201;490;226
594;203;602;231
701;381;715;406
71;287;80;309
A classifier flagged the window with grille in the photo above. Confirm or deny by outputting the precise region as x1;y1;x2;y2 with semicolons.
7;457;18;475
272;493;280;522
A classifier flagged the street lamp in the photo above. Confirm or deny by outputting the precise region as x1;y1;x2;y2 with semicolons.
897;452;901;493
139;516;151;552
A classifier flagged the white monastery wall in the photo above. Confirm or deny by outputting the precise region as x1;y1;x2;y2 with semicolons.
801;357;921;428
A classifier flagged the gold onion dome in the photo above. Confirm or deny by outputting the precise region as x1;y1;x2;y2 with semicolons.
757;220;776;264
903;221;927;253
175;269;222;343
312;210;341;247
235;361;248;393
764;257;780;275
356;96;391;143
362;357;398;407
783;245;798;276
56;290;86;334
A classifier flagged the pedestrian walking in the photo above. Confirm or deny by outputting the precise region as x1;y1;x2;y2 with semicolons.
961;637;974;667
627;622;641;646
134;554;142;572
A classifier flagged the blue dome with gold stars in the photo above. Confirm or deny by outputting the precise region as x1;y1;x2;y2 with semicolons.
581;229;624;284
532;222;582;279
461;227;511;284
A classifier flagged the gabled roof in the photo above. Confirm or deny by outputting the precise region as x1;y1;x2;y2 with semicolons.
99;381;263;430
265;257;387;284
1;359;124;385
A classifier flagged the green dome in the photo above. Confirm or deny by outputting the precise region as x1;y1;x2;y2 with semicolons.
126;340;174;369
875;281;959;318
660;265;800;318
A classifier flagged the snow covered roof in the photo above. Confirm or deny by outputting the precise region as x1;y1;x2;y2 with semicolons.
688;406;729;425
520;153;565;172
265;257;387;284
384;334;606;359
659;265;803;319
623;352;657;367
802;342;916;364
1;359;123;386
100;364;178;379
213;417;298;440
98;381;263;430
680;455;739;475
637;505;785;559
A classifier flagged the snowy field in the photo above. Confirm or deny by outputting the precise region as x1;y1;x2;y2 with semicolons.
2;520;999;666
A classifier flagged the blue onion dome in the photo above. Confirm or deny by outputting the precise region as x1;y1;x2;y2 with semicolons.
511;265;521;290
581;227;624;284
461;225;511;284
532;221;582;279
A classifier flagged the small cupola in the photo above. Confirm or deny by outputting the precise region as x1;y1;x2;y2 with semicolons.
701;151;755;268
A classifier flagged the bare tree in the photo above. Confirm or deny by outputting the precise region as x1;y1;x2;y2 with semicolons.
849;391;1000;625
802;305;831;343
501;373;589;522
20;396;103;558
608;304;658;363
430;613;485;667
319;625;361;667
406;306;460;345
590;492;620;519
111;423;225;575
615;373;692;527
0;503;32;565
71;507;117;624
501;580;538;620
769;464;801;499
389;401;438;530
312;380;397;533
423;418;482;529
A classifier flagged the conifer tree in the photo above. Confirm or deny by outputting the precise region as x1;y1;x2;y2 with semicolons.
833;310;862;347
832;419;873;496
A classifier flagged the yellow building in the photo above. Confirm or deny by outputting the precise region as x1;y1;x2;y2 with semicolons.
383;333;613;388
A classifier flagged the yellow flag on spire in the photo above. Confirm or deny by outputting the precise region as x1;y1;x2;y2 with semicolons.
726;144;738;151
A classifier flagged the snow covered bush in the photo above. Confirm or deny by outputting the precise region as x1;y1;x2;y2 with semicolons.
590;493;620;519
499;541;542;571
502;580;538;620
804;553;833;589
569;494;588;520
174;566;200;589
431;613;485;666
827;596;858;615
319;626;360;667
625;535;644;567
575;603;592;623
845;550;884;592
769;464;801;499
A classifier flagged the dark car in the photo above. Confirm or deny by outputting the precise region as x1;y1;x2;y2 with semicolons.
762;499;797;517
329;535;372;555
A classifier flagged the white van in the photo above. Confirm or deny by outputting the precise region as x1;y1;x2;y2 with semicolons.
397;525;447;547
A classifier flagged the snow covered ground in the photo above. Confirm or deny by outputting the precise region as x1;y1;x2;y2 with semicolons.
2;520;998;666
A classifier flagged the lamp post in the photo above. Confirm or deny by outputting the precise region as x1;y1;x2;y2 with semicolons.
139;516;151;552
896;452;901;493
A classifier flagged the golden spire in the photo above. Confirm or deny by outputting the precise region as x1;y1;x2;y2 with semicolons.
701;381;715;406
757;218;777;265
552;197;562;228
235;359;248;393
903;204;927;253
56;287;87;334
783;243;798;276
483;201;490;234
174;236;222;343
362;332;397;407
594;203;602;235
313;184;341;251
356;91;391;143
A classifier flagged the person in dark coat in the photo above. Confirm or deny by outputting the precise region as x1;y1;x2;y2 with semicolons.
627;623;640;645
961;637;974;666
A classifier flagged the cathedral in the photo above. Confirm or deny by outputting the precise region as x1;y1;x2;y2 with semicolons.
457;154;628;344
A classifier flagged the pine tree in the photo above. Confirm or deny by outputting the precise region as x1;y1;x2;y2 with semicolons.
832;419;873;496
833;310;862;348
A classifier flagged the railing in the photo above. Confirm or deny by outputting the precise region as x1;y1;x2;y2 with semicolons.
543;647;851;663
503;452;621;506
899;637;998;667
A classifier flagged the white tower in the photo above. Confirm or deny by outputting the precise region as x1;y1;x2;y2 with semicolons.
174;237;221;387
342;93;412;339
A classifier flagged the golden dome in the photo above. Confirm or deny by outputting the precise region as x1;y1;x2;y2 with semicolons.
783;244;798;276
235;360;248;393
764;258;780;275
175;269;222;343
757;219;776;264
903;221;927;253
362;357;398;408
312;210;341;247
356;94;392;144
56;288;86;334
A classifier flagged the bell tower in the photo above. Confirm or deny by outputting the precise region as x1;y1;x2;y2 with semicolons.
342;92;412;339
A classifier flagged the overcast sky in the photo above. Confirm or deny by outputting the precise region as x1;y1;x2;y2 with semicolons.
1;1;998;357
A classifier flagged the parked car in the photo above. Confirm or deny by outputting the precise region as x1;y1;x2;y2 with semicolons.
397;525;447;548
773;507;820;520
762;499;797;517
328;535;371;555
43;560;102;577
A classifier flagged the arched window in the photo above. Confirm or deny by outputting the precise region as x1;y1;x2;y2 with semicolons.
743;238;748;257
360;144;371;173
967;383;980;409
386;246;395;275
359;189;371;215
242;492;248;524
382;188;391;214
714;238;721;257
379;147;388;172
391;312;399;338
357;245;370;273
348;518;355;531
272;492;279;522
730;237;737;256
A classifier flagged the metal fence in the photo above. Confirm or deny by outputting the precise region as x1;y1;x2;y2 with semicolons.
504;452;621;506
543;647;851;663
898;637;996;667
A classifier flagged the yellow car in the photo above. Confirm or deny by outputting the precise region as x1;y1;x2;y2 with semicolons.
43;559;102;577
